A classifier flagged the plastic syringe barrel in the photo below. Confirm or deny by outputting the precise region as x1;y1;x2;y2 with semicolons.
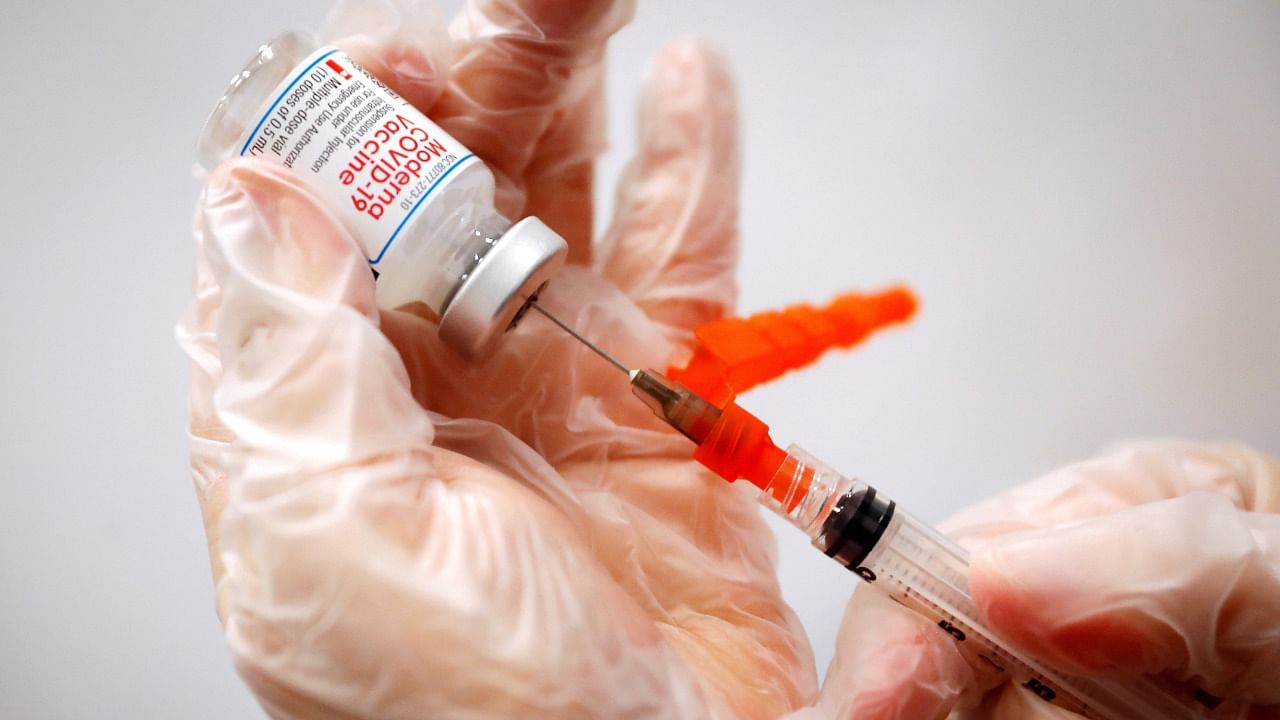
763;445;1242;720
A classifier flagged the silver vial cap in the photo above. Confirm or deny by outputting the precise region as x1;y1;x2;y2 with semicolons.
438;217;567;359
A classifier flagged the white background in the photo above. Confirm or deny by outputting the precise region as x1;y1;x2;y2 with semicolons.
1;1;1277;717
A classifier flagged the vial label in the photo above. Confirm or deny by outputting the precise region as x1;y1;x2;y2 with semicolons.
235;46;478;267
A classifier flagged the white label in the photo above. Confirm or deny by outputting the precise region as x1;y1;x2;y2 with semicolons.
236;46;478;267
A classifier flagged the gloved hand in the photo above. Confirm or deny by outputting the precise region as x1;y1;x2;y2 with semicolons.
178;0;819;718
818;441;1280;720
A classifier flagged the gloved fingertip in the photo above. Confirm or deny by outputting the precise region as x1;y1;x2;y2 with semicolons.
202;156;287;202
650;37;729;80
202;158;376;317
453;0;635;48
321;0;451;110
640;38;737;147
202;157;302;221
340;37;448;110
597;37;741;330
970;530;1157;676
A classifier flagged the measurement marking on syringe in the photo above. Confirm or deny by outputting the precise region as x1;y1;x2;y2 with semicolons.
880;570;1099;717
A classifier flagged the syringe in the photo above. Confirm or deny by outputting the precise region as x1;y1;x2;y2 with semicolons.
528;301;1241;720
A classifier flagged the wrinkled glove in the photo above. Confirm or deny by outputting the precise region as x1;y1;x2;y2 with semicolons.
819;441;1280;720
178;0;819;718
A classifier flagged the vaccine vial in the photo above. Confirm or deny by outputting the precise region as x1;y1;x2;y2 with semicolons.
197;32;567;358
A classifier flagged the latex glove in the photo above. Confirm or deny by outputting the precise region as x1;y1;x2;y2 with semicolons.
178;0;817;718
818;442;1280;720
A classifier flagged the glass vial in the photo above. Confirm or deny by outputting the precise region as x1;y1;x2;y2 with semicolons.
198;32;566;358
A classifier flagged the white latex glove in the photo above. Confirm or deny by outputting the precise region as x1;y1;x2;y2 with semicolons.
179;0;818;718
819;442;1280;720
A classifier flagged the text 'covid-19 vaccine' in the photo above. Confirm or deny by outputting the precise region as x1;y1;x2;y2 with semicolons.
198;32;567;358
